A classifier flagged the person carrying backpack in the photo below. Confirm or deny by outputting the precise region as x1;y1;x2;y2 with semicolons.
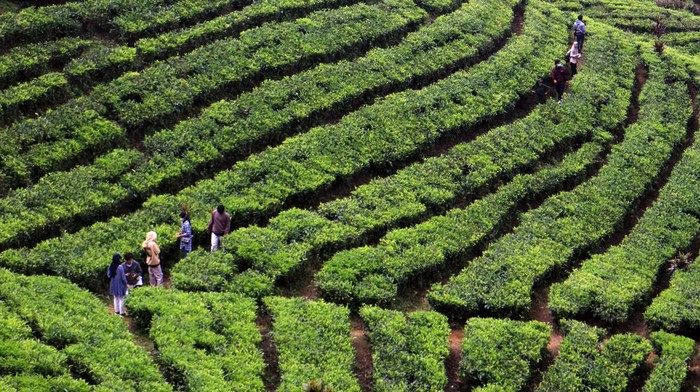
573;14;586;52
551;59;568;103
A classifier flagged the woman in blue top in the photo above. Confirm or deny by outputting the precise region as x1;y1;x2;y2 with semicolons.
176;210;193;257
107;253;128;317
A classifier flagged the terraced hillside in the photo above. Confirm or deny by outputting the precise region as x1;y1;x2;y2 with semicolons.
1;0;699;390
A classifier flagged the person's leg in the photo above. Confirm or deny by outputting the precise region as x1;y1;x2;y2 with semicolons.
153;265;163;286
114;296;122;315
149;266;156;286
210;232;219;251
570;63;577;76
556;83;564;101
577;34;584;52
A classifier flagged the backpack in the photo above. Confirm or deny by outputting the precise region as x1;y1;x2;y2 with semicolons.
564;50;571;63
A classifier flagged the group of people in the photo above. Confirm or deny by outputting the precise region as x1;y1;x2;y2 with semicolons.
533;15;586;104
553;15;586;102
107;205;232;316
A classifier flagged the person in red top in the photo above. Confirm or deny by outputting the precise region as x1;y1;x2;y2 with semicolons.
206;204;231;251
551;59;568;104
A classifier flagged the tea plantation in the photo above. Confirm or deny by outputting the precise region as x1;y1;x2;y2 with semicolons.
1;0;699;390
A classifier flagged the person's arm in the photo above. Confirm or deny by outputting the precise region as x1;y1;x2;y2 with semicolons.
118;266;128;287
107;267;112;279
552;68;557;84
151;242;160;256
206;211;214;233
135;262;143;276
224;213;232;235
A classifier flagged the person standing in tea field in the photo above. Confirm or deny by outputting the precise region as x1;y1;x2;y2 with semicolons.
142;231;163;286
206;204;231;252
567;41;582;77
551;59;568;103
122;252;143;290
107;253;128;317
176;210;193;258
573;14;586;52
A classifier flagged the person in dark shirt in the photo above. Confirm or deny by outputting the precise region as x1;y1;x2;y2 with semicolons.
206;204;231;251
531;78;549;104
122;252;143;289
573;14;586;52
551;59;568;103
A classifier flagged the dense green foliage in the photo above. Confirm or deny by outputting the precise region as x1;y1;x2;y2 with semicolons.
360;306;449;391
429;20;643;316
127;288;265;391
537;320;652;392
264;297;360;391
461;318;551;391
643;331;695;392
548;45;695;322
0;269;170;391
1;0;699;389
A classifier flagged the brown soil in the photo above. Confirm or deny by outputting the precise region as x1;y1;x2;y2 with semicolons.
257;311;281;391
444;326;464;391
350;317;374;392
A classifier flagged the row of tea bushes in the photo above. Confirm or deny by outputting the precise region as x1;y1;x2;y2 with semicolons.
168;0;568;296
316;22;641;303
0;0;241;47
0;0;508;251
263;297;360;391
537;320;651;392
644;151;700;332
428;29;692;317
0;0;536;291
360;306;450;391
93;0;426;129
0;73;70;123
318;142;603;304
130;0;514;195
132;0;364;60
0;269;171;391
546;0;700;32
0;37;95;89
643;331;696;392
549;49;699;323
317;14;637;304
40;0;362;93
109;0;244;41
127;288;265;391
0;0;424;190
462;318;550;391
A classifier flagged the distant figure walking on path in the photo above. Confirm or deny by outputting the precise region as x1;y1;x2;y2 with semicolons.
176;210;193;258
573;14;586;52
142;231;163;286
552;59;568;103
206;205;231;252
107;253;128;317
567;41;582;76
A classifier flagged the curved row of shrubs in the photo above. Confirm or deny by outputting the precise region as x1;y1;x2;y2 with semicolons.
318;142;603;304
549;45;698;323
428;23;693;317
0;0;424;191
0;0;506;251
0;0;529;291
